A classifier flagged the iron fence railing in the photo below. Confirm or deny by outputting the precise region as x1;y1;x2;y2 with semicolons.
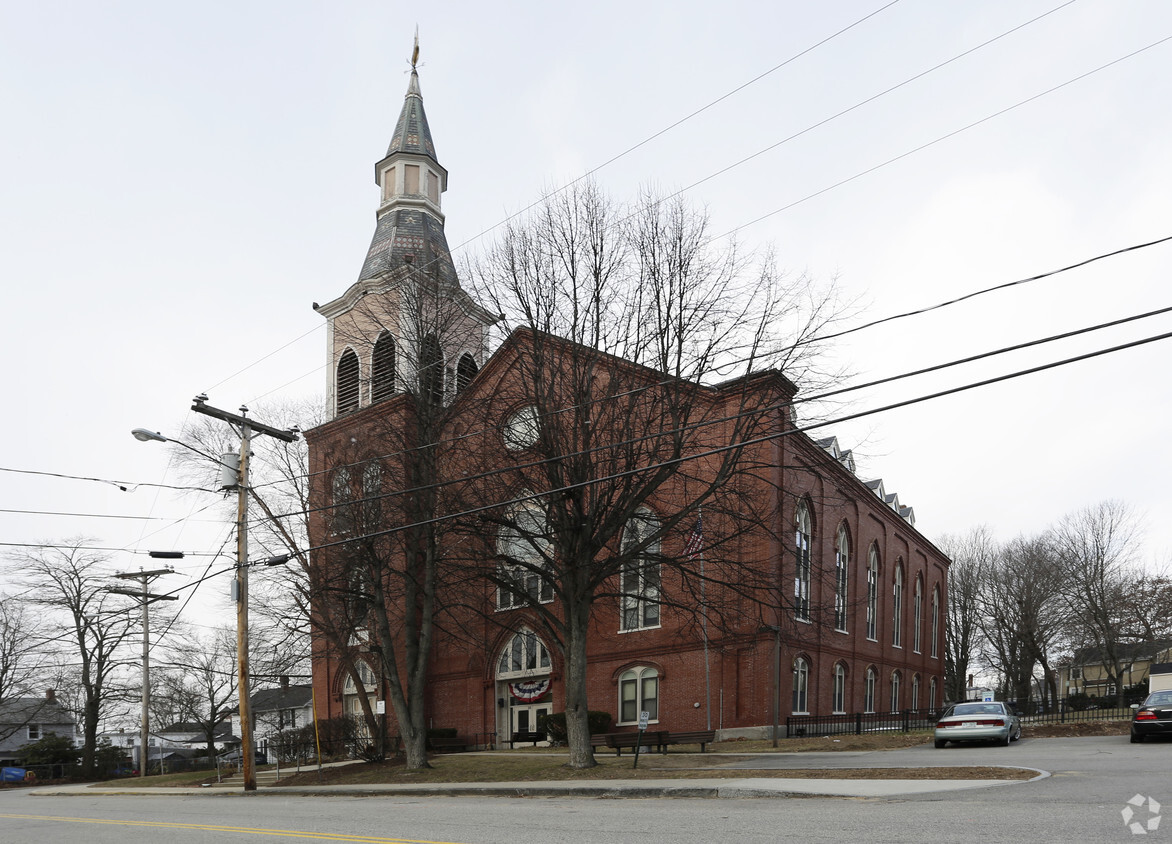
786;694;1147;738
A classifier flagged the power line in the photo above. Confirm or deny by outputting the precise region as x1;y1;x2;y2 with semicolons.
313;323;1172;554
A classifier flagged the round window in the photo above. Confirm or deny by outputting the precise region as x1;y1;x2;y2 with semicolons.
503;405;540;450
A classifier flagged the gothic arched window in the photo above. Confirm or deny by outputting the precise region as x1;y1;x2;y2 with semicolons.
372;332;396;403
336;349;360;415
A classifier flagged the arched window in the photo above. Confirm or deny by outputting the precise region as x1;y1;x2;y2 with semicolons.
496;496;553;609
864;667;876;714
833;663;847;714
792;657;809;714
911;674;921;712
456;352;478;393
892;563;904;648
620;507;661;631
419;333;444;406
929;677;938;712
890;670;901;713
913;576;923;653
362;461;382;526
931;586;940;659
794;503;811;621
336;349;360;415
331;468;353;535
866;545;879;640
371;332;396;403
497;629;551;678
619;667;659;724
835;525;850;631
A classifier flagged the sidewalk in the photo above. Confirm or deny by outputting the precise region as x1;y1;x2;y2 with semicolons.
29;771;1046;800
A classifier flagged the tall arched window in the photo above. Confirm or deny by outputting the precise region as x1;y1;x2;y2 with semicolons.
620;507;661;631
496;496;553;609
456;352;478;393
619;667;659;724
913;576;923;653
834;525;850;631
336;349;360;415
833;663;846;714
794;503;811;622
371;332;396;403
866;545;879;640
792;657;809;714
331;468;353;535
864;668;876;714
892;563;904;648
931;586;940;658
929;677;938;712
911;674;921;712
362;461;382;526
890;670;901;713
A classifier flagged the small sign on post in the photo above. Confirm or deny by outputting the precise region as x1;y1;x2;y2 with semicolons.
633;711;650;769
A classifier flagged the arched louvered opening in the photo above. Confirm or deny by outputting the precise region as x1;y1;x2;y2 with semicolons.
372;332;396;403
419;333;444;406
336;349;360;415
456;353;478;393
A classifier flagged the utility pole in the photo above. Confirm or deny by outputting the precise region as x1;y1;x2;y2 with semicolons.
111;560;179;778
190;394;297;792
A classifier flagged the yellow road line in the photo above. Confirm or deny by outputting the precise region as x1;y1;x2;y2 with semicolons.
0;814;468;843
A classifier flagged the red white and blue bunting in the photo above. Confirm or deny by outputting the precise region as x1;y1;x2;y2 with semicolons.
509;679;551;702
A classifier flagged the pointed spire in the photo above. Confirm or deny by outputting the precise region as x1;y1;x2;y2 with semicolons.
358;32;454;284
386;31;438;163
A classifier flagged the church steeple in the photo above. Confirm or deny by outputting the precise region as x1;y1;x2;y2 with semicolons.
357;36;455;286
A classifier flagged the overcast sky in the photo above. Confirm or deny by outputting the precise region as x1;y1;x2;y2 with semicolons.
2;0;1170;631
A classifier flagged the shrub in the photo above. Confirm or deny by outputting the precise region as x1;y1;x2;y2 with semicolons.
541;711;613;742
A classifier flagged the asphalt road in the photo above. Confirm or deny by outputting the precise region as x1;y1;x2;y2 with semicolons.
2;736;1168;843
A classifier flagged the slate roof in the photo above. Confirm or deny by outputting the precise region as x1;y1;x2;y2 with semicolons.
0;696;74;727
251;683;313;713
386;69;438;162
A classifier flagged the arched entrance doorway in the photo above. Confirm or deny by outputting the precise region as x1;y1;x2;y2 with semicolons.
496;628;553;745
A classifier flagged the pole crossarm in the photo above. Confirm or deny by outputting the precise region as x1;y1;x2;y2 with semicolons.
190;400;298;443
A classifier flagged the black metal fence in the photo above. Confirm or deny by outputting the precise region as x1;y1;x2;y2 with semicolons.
785;694;1147;738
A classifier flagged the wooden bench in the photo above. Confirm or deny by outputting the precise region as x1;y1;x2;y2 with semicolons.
591;731;667;756
662;730;716;752
428;736;468;753
510;730;546;747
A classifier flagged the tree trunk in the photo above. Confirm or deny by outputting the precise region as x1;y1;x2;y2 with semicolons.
563;601;595;770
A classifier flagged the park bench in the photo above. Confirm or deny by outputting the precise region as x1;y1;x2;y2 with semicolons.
661;730;716;752
510;730;546;747
591;731;667;756
427;736;468;753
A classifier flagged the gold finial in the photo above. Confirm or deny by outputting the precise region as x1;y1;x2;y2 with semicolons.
411;26;419;69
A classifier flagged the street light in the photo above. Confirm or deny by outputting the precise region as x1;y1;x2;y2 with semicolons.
133;399;296;792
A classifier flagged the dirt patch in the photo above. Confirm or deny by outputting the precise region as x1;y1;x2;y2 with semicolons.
1022;720;1128;738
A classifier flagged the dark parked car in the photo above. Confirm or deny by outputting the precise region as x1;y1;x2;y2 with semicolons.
217;748;268;765
1130;690;1172;742
934;701;1021;748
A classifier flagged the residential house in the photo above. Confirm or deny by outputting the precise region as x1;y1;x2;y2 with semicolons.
0;689;75;766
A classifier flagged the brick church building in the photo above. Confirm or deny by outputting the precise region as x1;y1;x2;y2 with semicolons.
306;54;950;748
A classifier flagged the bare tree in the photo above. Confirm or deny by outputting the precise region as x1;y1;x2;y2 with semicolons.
153;626;239;760
458;183;842;768
1052;500;1143;708
306;245;498;770
938;527;996;703
11;540;137;776
0;594;40;704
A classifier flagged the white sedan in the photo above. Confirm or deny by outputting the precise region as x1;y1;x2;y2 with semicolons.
934;701;1022;748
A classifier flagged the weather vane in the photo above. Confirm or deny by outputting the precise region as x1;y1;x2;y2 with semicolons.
410;25;420;71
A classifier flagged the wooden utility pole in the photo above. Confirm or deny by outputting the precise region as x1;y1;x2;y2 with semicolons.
191;395;297;792
111;563;178;777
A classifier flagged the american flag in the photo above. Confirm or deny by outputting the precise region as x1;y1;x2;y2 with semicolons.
683;513;703;558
